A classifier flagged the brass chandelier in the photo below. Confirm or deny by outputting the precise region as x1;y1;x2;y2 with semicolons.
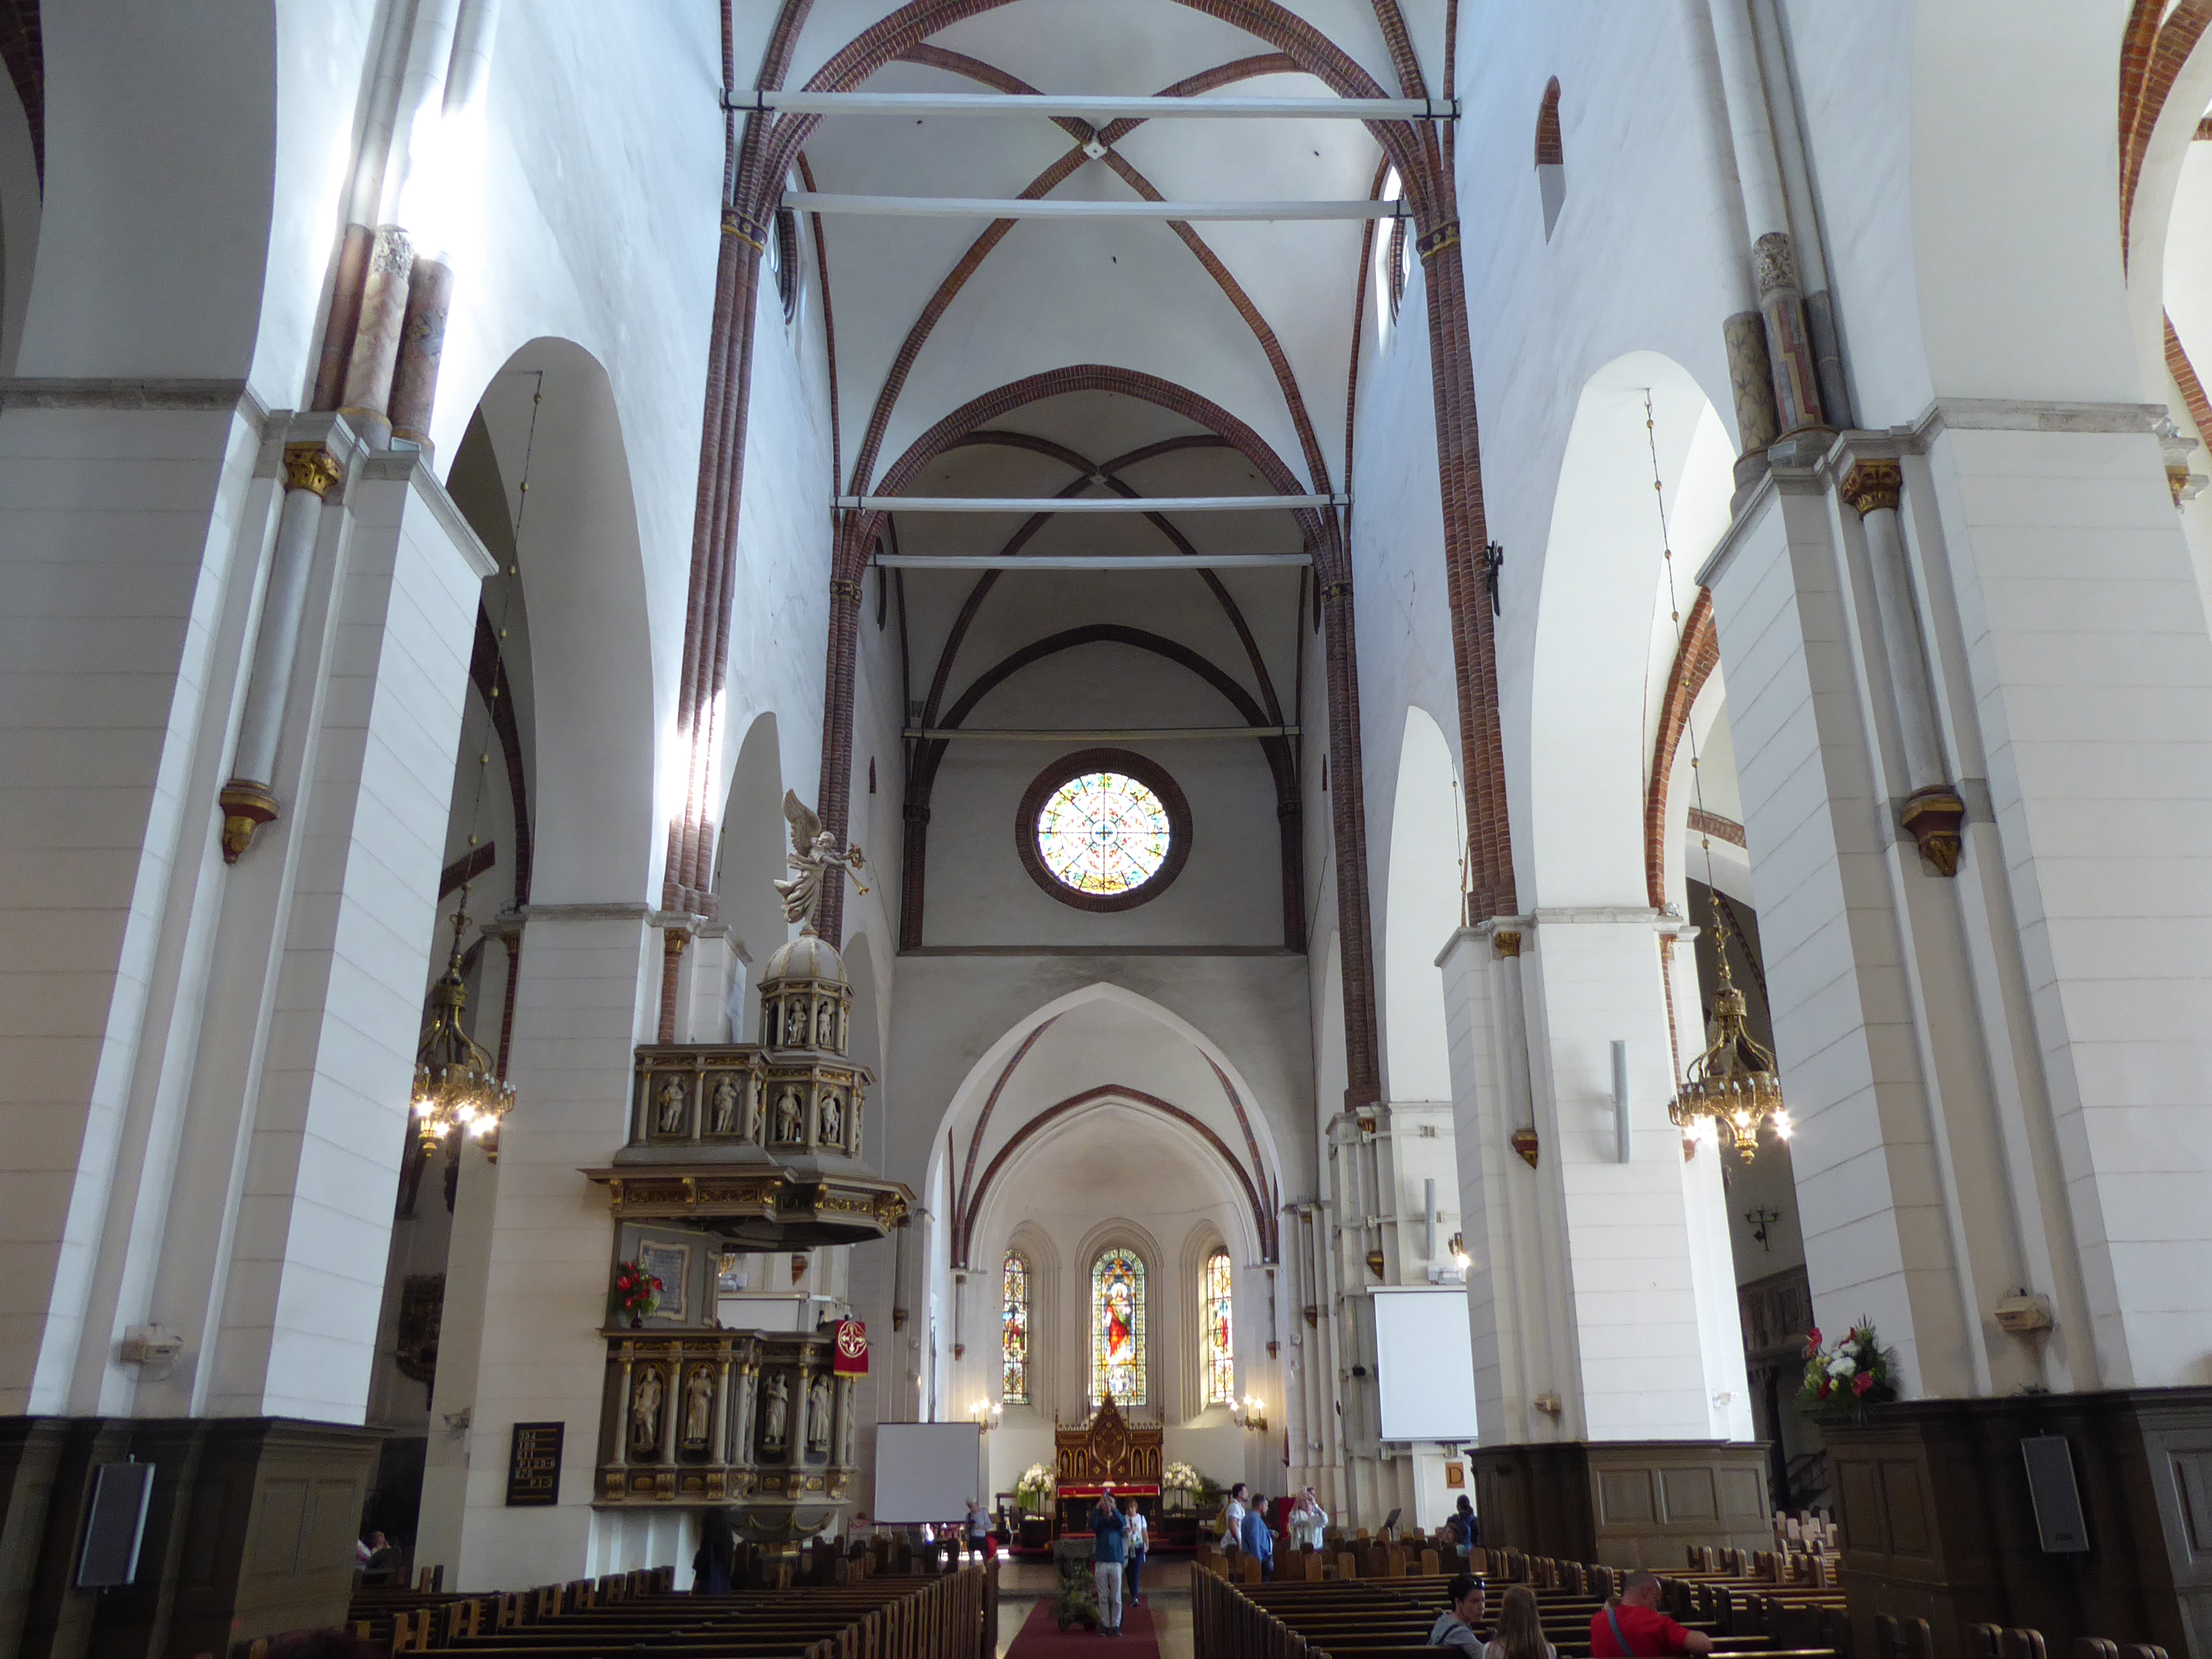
411;897;514;1155
1641;388;1789;1159
1667;898;1790;1156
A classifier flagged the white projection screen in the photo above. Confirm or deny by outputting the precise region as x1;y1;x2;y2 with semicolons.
1372;1288;1481;1442
873;1422;985;1524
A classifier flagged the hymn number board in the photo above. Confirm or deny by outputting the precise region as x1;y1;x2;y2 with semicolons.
507;1421;565;1506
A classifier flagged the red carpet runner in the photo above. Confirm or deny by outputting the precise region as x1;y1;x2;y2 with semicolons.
1005;1594;1160;1659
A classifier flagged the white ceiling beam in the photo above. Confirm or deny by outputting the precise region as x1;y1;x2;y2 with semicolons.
905;726;1300;741
787;192;1406;222
875;553;1310;570
842;494;1342;513
731;91;1457;121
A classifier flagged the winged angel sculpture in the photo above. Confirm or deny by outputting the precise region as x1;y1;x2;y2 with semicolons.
773;791;868;935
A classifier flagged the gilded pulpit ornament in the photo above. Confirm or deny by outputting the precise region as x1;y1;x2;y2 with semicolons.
774;791;868;934
1667;897;1791;1158
410;896;516;1156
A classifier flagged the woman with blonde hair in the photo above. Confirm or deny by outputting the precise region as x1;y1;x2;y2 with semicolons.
1485;1584;1557;1659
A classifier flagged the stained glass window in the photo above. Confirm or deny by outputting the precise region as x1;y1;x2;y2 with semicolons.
1200;1249;1234;1406
1090;1247;1146;1405
1002;1251;1030;1406
1036;772;1172;896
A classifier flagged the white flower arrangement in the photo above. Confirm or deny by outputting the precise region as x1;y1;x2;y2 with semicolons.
1015;1463;1056;1513
1163;1461;1202;1491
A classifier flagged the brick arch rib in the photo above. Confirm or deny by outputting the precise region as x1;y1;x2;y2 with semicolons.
954;1085;1275;1267
1643;587;1719;910
901;624;1304;951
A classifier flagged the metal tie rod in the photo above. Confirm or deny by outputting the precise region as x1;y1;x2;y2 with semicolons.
906;725;1300;741
729;91;1458;121
839;493;1343;512
875;553;1310;570
789;192;1407;222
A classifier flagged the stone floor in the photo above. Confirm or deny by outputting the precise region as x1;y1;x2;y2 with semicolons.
994;1558;1194;1659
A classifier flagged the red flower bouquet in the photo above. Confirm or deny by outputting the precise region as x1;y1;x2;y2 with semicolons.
611;1257;664;1326
1797;1319;1897;1421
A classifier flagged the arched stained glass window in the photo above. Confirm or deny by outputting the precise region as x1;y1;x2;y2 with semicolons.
1002;1251;1030;1406
1090;1247;1146;1405
1200;1249;1234;1406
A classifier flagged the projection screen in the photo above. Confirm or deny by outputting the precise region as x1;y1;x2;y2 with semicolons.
872;1421;985;1524
1371;1287;1481;1442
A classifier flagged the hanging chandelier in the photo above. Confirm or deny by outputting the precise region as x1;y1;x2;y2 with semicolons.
411;899;514;1156
1667;898;1790;1156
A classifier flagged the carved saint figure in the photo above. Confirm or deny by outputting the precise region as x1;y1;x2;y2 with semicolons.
683;1366;714;1447
655;1075;687;1134
806;1373;832;1453
630;1365;664;1456
710;1075;739;1134
772;792;869;935
775;1087;804;1143
814;999;836;1049
761;1373;790;1450
819;1091;844;1148
783;1002;807;1046
747;1087;764;1142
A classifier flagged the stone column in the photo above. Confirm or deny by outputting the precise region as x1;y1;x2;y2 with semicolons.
218;430;349;861
1438;912;1766;1566
447;904;657;1589
1838;456;1967;873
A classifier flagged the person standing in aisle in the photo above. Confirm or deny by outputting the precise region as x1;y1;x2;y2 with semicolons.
1237;1491;1274;1580
1122;1497;1148;1605
1091;1491;1127;1635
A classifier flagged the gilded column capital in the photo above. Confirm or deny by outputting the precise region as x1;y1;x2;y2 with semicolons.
282;442;343;499
1840;459;1904;518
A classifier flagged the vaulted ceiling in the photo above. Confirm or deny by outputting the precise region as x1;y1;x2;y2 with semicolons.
734;1;1452;946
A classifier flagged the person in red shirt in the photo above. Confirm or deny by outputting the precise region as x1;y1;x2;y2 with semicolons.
1589;1572;1714;1658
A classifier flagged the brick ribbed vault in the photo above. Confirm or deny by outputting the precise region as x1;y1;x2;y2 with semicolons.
667;0;1517;1113
952;1085;1277;1267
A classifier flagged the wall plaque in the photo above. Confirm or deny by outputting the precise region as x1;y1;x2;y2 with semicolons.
507;1421;564;1507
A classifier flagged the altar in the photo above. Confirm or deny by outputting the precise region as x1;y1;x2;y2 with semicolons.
1052;1395;1162;1534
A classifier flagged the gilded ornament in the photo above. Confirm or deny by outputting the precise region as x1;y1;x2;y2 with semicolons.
281;442;343;500
1839;459;1904;519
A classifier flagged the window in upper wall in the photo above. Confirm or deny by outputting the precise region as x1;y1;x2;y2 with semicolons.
1017;748;1191;913
1091;1247;1146;1405
1200;1248;1234;1406
1002;1250;1030;1406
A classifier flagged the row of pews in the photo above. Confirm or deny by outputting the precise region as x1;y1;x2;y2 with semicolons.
1192;1545;2176;1659
315;1561;993;1659
1193;1554;1843;1659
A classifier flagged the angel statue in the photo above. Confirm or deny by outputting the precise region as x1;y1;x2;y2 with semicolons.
773;792;868;935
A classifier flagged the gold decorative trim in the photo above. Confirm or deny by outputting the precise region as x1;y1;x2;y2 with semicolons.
1415;220;1461;262
1492;930;1522;958
217;780;280;864
1839;459;1903;518
828;577;864;603
282;442;343;499
722;209;768;254
1510;1126;1540;1169
1899;783;1966;877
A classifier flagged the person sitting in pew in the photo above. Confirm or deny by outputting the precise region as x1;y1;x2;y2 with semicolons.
1430;1573;1488;1655
1488;1584;1557;1659
1592;1571;1714;1658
